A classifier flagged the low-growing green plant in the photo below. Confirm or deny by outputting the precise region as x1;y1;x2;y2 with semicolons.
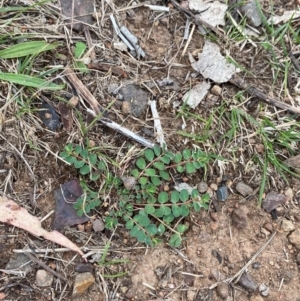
73;41;89;73
60;143;211;248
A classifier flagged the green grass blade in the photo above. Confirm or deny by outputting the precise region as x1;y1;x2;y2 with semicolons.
0;41;60;58
0;73;64;91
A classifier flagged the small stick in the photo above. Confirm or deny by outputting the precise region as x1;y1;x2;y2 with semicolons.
182;23;195;57
64;67;155;148
149;100;166;147
24;252;68;282
229;75;300;115
289;51;300;72
84;27;96;60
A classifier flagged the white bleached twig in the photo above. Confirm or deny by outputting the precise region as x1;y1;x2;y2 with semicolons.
149;100;166;148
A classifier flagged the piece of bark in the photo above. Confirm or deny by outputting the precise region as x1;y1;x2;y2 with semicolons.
88;62;128;78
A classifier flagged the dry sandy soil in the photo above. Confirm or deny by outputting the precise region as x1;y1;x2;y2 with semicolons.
0;0;300;301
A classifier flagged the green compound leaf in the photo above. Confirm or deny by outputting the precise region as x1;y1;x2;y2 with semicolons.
145;168;156;176
169;233;182;248
179;189;189;202
97;160;106;171
147;197;156;204
131;169;140;178
163;213;174;223
193;161;202;169
88;153;97;166
172;205;182;217
146;183;157;194
125;220;134;229
80;164;91;175
176;224;188;233
161;205;171;216
159;170;170;181
171;191;180;203
139;177;148;185
157;223;165;235
181;205;190;216
74;145;82;155
144;149;154;162
64;156;76;164
160;155;170;164
193;201;202;212
146;224;158;235
153;161;165;170
136;157;146;170
130;225;139;237
153;145;161;156
134;214;150;227
145;204;156;214
80;148;88;159
191;189;199;198
158;191;168;204
137;230;147;243
174;152;182;163
182;149;191;160
74;160;85;168
151;176;161;186
153;208;164;218
164;151;175;160
186;162;196;173
177;165;185;173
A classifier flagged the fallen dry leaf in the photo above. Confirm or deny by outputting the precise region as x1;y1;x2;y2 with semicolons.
268;10;300;25
0;196;85;260
182;81;211;108
189;0;227;27
52;179;89;230
189;40;236;83
262;191;287;213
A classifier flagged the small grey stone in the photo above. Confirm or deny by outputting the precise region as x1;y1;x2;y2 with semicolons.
6;253;32;274
216;282;229;299
259;283;269;296
262;191;287;213
35;269;54;287
92;219;105;232
231;208;248;229
252;262;261;269
288;229;300;249
236;182;253;196
281;219;295;232
210;269;225;281
238;272;258;291
198;182;208;193
297;252;300;264
241;0;262;27
119;84;148;118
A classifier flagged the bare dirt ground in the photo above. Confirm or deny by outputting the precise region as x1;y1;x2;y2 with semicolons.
1;0;300;301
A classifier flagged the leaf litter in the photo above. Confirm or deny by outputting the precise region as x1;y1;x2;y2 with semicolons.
1;0;300;300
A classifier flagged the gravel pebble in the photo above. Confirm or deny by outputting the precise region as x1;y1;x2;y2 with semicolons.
35;269;54;287
72;272;95;297
231;208;248;229
198;182;208;193
236;182;253;196
216;282;229;299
